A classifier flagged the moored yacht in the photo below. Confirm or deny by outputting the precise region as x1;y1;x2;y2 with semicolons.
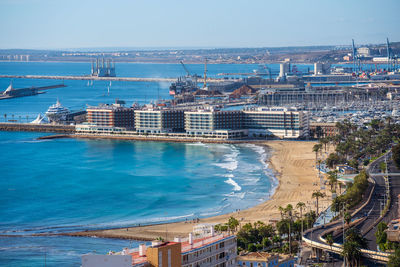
45;99;70;122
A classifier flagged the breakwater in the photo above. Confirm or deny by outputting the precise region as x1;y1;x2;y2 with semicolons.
0;74;232;83
0;123;75;133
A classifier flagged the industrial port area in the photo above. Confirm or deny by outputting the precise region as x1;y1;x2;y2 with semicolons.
2;38;400;142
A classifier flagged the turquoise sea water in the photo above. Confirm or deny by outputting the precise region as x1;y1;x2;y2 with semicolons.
0;62;286;266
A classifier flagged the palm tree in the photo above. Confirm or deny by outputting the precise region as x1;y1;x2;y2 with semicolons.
284;204;294;255
320;137;329;153
342;240;362;267
278;206;285;220
327;171;338;193
296;202;306;239
313;143;323;163
326;234;334;249
312;191;325;216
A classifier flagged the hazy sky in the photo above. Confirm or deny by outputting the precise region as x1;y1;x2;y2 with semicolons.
0;0;399;49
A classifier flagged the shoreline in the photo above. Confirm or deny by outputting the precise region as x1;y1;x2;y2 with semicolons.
61;140;327;241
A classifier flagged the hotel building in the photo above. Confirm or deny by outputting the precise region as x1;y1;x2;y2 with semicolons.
134;108;185;134
243;107;309;139
86;104;135;129
185;109;246;139
82;226;237;267
77;104;309;139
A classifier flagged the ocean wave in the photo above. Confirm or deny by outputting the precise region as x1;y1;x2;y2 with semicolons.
185;142;206;146
213;146;239;171
224;177;241;191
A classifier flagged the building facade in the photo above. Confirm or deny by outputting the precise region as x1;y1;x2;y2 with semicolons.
243;107;309;138
185;110;245;139
236;252;294;267
86;104;135;129
135;109;185;134
82;232;237;267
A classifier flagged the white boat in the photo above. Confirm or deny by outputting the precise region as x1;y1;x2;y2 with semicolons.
45;100;70;122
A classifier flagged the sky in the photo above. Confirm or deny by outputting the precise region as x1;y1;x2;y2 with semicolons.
0;0;399;50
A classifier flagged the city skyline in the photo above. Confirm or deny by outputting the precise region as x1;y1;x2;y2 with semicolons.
0;0;399;49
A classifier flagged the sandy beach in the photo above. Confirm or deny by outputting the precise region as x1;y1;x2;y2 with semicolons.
65;140;331;241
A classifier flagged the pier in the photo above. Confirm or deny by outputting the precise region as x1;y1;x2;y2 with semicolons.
0;123;75;133
0;75;233;83
0;83;66;100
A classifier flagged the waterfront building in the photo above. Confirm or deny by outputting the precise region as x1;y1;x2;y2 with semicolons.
82;226;237;267
236;252;294;267
184;109;246;139
86;103;135;129
134;108;185;134
309;122;338;138
243;107;309;139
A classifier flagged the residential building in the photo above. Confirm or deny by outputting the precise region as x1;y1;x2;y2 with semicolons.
82;229;237;267
86;103;135;129
243;107;309;138
236;252;294;267
135;108;184;134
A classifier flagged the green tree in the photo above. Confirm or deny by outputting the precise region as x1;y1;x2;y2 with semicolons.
312;191;325;216
313;143;323;163
342;240;362;267
247;243;257;252
296;202;306;238
262;237;271;249
375;222;388;251
393;144;400;169
327;170;338;193
325;234;334;249
344;212;351;225
228;216;239;232
388;247;400;267
326;153;341;168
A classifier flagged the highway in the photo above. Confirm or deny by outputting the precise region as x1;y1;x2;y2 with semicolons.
302;152;397;263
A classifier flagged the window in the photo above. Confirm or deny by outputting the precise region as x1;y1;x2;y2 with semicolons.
168;249;171;267
159;251;162;267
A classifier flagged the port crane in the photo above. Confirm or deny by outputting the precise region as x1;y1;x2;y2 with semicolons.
352;39;362;73
203;58;208;89
180;61;191;77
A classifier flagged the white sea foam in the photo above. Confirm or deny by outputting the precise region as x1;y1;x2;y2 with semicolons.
213;146;239;171
185;142;206;147
224;177;242;191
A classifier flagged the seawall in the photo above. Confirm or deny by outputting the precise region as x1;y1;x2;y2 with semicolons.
0;123;75;133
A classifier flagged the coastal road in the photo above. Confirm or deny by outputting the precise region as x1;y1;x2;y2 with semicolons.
302;152;395;263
